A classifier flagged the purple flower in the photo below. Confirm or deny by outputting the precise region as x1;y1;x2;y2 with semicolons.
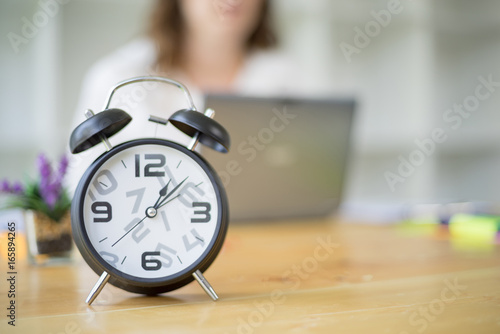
0;179;24;195
37;154;54;208
1;153;71;220
37;154;52;179
54;155;68;188
0;179;11;193
43;183;59;208
35;154;68;209
58;155;69;177
11;182;24;195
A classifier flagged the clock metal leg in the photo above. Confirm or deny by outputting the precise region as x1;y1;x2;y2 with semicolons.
192;270;218;301
85;271;110;305
187;108;215;151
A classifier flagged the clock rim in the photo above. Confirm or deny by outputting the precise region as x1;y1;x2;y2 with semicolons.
71;138;229;294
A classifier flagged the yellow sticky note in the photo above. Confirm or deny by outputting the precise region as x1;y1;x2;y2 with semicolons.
449;214;499;245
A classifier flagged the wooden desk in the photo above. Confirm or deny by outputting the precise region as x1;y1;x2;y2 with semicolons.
2;219;500;333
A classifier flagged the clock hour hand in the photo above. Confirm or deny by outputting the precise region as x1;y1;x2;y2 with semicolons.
155;176;188;209
153;179;171;208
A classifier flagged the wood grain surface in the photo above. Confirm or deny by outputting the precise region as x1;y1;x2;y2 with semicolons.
1;219;499;333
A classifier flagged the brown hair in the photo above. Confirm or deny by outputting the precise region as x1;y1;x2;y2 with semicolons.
148;0;277;72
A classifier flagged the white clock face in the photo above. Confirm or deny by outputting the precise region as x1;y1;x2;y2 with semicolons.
80;142;221;280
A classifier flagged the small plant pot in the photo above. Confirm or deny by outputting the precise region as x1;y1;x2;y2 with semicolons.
24;210;73;265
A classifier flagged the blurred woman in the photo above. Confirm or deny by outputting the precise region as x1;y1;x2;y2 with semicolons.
151;0;279;92
68;0;299;192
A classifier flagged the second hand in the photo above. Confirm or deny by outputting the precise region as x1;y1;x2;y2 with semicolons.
111;216;147;247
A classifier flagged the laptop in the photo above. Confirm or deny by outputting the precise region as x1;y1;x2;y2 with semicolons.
203;94;355;222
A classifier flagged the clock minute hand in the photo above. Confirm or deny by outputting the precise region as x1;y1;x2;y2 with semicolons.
155;176;188;209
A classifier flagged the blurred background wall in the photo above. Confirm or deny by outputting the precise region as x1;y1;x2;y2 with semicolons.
1;0;500;219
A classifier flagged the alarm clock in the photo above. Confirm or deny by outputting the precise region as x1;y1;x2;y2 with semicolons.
69;76;230;305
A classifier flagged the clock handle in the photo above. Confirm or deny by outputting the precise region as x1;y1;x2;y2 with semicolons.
102;76;197;112
192;270;219;301
85;271;110;306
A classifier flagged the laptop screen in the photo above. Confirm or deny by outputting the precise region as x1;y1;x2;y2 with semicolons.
203;94;355;222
